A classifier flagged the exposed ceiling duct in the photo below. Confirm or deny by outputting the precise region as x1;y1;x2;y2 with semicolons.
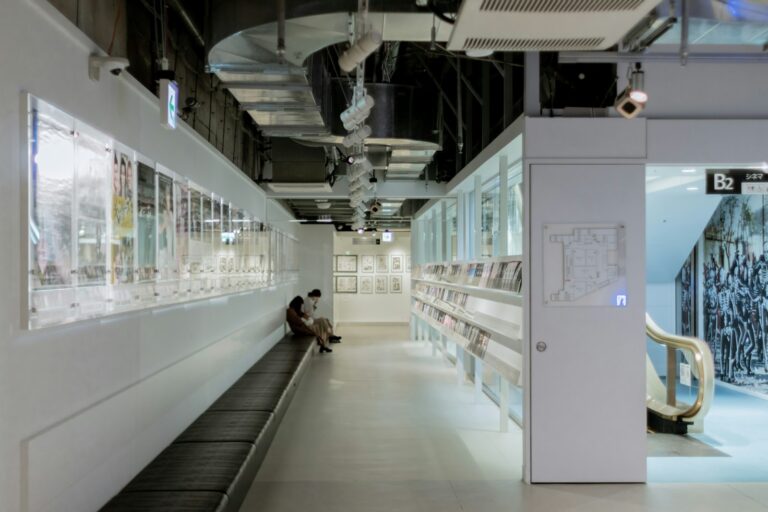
206;1;450;184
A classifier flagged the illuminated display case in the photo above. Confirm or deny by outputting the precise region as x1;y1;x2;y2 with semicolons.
411;256;524;388
25;96;298;329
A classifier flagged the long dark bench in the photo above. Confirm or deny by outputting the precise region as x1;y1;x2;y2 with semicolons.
100;334;316;512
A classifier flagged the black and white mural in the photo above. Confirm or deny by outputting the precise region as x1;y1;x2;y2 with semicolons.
676;251;695;337
703;195;768;394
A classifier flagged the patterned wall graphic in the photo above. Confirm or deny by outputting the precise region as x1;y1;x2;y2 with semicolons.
676;251;695;337
703;195;768;394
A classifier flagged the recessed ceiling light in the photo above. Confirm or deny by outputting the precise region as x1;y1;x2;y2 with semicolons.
686;186;699;191
681;168;696;174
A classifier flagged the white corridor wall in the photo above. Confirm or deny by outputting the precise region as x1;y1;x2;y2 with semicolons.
0;2;298;511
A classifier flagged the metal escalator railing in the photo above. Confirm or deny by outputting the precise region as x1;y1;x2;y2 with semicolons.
645;313;715;422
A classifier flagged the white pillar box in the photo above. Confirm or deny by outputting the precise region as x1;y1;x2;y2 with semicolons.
526;161;646;483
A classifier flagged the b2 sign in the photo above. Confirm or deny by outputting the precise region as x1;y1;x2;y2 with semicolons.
707;169;768;195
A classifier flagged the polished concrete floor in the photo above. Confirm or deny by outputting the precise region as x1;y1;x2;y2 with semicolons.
240;325;768;511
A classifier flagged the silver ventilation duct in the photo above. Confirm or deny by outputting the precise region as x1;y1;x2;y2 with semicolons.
206;1;451;162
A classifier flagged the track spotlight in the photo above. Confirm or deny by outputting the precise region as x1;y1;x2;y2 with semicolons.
369;200;382;214
342;125;372;148
338;31;383;73
629;63;647;104
340;95;375;131
615;63;648;119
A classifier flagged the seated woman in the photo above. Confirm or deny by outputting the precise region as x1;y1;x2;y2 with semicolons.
302;289;342;343
286;295;332;353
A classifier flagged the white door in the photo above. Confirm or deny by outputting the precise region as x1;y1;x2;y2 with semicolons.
528;164;647;483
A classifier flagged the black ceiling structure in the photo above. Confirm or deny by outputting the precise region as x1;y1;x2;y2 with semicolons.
55;0;618;228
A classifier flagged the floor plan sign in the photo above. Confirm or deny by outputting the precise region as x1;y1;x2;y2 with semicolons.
543;224;627;307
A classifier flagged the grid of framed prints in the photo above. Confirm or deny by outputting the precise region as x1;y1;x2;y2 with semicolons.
335;275;358;293
25;96;299;329
333;252;410;295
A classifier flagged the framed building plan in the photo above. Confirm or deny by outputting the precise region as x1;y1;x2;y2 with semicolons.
335;275;358;293
390;275;403;293
542;223;626;307
334;254;358;273
361;255;375;273
359;276;373;294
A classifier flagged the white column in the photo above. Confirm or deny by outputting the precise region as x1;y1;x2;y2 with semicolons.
473;175;482;259
499;377;510;432
474;358;484;402
457;191;466;260
456;346;465;385
499;155;509;256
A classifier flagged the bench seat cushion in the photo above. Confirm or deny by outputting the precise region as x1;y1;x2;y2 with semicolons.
100;491;228;512
124;443;254;493
176;411;273;443
247;358;303;374
233;372;294;389
210;388;283;412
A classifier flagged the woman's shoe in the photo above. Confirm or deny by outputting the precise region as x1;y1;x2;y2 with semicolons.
329;336;342;343
320;346;333;353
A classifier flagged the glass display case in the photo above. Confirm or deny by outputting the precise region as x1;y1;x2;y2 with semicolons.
24;96;299;329
135;160;157;303
156;171;176;299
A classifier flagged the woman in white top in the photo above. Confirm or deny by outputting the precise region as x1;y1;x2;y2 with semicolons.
303;289;342;343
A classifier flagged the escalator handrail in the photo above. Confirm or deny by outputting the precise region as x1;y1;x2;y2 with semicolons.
645;313;715;420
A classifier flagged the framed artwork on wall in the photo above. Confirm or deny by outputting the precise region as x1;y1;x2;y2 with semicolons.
361;255;375;273
334;254;358;273
390;275;402;293
406;254;411;273
375;254;388;273
375;275;388;294
390;254;403;273
335;275;358;293
360;276;373;294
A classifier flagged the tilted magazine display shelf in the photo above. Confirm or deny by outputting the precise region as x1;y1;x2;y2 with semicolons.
411;256;524;390
25;96;299;329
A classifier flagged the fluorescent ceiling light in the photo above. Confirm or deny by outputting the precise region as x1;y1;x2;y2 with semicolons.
681;168;696;174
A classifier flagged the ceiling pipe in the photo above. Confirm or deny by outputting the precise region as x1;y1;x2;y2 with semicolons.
166;0;205;47
276;0;286;63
